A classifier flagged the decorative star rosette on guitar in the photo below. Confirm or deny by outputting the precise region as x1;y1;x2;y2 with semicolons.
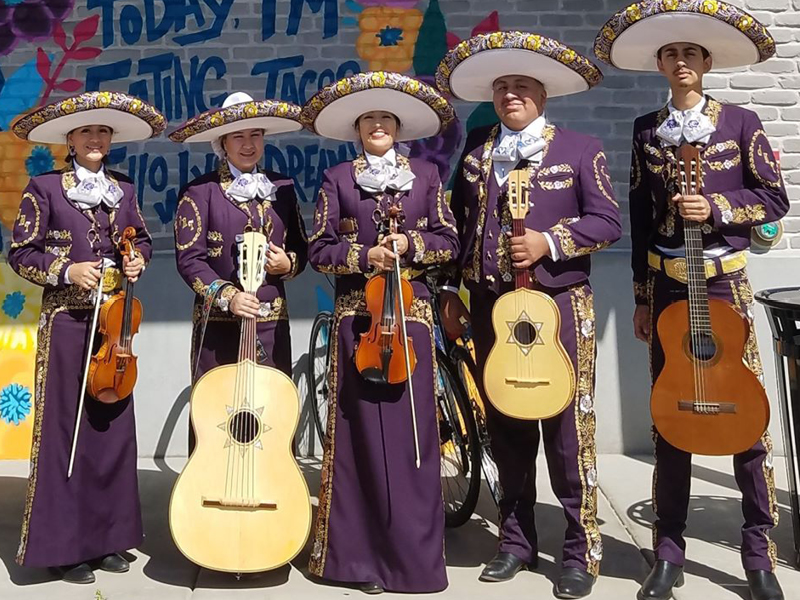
169;95;303;143
592;0;775;71
300;71;456;142
435;30;604;101
12;91;166;144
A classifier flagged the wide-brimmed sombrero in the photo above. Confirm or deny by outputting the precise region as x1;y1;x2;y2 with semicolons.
593;1;775;71
301;71;456;142
436;31;603;101
169;92;303;143
12;91;166;144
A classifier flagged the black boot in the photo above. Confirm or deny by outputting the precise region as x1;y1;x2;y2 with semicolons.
56;563;95;584
98;553;130;573
638;560;684;600
746;570;784;600
359;581;384;595
479;552;537;582
555;568;595;599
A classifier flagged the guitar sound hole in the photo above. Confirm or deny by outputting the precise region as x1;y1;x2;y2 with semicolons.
228;410;259;444
514;321;538;346
690;333;717;362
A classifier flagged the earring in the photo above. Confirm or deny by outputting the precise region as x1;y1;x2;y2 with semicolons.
68;146;76;157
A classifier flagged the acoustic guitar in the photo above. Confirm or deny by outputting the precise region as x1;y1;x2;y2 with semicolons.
650;144;769;456
169;231;311;573
483;169;576;420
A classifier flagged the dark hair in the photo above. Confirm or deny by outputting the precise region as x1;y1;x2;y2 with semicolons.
354;112;402;131
657;43;710;60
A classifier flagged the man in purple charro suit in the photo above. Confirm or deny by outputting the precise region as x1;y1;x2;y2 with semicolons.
594;3;790;600
436;32;622;599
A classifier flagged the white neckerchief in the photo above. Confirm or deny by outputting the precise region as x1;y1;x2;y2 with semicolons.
656;96;715;146
67;161;124;210
356;148;416;193
493;115;548;185
226;161;276;203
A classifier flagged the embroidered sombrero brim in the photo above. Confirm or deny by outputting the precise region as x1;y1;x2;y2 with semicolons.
12;92;166;144
301;72;456;142
436;31;603;101
593;1;775;71
169;100;303;143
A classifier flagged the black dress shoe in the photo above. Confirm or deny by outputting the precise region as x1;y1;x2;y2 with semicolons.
479;552;536;582
98;553;130;573
746;570;784;600
638;560;684;600
555;568;595;599
57;563;95;584
359;582;384;595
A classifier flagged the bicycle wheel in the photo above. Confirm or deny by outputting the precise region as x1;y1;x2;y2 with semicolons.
451;343;502;508
436;348;481;528
307;311;333;446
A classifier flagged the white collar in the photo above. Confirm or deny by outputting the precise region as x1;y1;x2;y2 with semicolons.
365;148;397;168
667;95;706;116
73;160;107;182
499;114;547;142
227;161;258;179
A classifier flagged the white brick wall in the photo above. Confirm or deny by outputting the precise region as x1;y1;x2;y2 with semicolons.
0;0;798;252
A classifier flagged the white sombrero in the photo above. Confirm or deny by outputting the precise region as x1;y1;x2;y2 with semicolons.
593;1;775;71
436;31;604;101
169;92;303;144
12;91;166;144
301;72;456;142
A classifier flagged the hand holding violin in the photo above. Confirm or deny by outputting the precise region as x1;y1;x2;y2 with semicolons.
368;233;409;271
123;252;145;282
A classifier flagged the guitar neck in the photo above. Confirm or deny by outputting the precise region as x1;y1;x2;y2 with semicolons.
683;220;712;335
512;217;531;290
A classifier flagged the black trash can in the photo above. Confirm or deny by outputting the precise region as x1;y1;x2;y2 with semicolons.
756;287;800;569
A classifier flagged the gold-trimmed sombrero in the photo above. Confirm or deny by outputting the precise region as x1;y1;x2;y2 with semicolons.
301;71;456;143
12;91;166;144
436;31;603;101
169;92;302;143
593;1;775;71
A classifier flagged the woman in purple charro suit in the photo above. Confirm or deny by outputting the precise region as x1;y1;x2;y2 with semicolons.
301;72;459;594
169;92;307;395
8;92;165;584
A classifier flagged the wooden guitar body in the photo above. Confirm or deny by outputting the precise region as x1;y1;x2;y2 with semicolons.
169;362;312;572
484;288;576;420
651;298;769;456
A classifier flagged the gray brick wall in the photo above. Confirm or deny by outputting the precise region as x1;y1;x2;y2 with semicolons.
0;0;798;252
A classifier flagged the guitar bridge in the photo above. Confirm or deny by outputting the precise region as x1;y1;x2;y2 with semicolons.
202;496;277;510
505;377;550;387
677;401;737;415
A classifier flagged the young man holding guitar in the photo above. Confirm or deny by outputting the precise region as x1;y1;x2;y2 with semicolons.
436;33;621;599
594;4;790;600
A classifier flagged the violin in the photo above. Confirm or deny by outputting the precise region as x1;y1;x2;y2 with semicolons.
355;205;417;385
87;226;142;404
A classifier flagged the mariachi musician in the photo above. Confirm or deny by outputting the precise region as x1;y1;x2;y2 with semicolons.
302;72;459;594
170;92;307;414
436;32;622;598
8;92;164;583
593;4;789;600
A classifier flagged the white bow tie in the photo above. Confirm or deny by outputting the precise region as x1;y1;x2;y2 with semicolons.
356;161;416;193
227;172;276;203
656;109;716;146
492;131;547;163
66;172;124;209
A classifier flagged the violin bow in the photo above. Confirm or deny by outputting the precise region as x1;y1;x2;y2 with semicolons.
392;239;421;469
67;262;107;479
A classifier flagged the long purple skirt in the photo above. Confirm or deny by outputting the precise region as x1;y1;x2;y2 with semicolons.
18;308;142;568
309;291;447;593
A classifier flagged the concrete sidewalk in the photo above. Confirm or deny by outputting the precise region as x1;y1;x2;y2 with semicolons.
0;455;798;600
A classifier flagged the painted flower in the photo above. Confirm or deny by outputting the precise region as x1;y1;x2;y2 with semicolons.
0;261;41;351
701;0;719;15
626;3;642;21
59;98;75;113
24;145;54;176
737;15;754;31
0;383;31;425
356;6;423;72
0;0;74;56
662;0;679;10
